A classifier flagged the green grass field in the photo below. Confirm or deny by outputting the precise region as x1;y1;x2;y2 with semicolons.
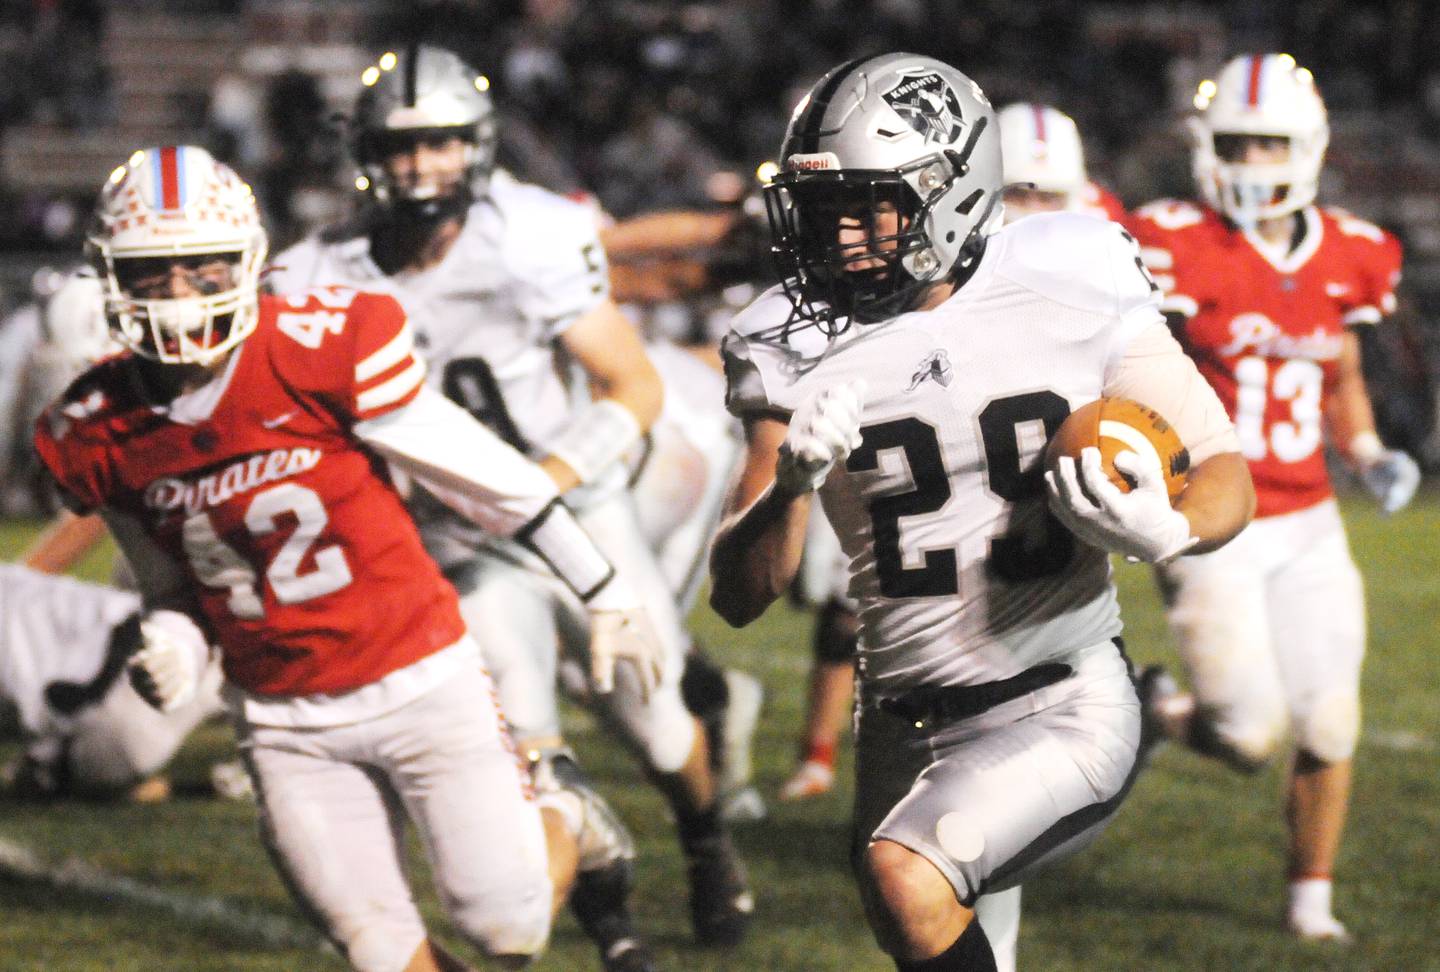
0;494;1436;971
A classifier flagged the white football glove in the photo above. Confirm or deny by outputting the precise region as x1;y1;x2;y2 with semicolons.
588;608;665;701
130;610;210;713
775;379;868;496
1359;449;1420;515
1045;447;1197;564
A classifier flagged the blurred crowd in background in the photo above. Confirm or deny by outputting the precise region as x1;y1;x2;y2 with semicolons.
1;0;1439;486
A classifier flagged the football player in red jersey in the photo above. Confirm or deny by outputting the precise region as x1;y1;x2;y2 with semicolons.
34;145;665;972
1129;54;1421;942
996;103;1128;225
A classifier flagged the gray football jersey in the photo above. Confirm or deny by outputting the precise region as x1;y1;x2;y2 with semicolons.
723;212;1163;697
267;172;612;566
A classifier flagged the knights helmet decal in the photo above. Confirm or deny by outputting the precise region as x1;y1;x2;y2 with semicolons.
883;71;966;145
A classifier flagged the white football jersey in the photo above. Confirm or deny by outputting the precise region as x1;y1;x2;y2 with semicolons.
267;171;609;452
0;564;140;737
723;213;1163;696
266;171;613;566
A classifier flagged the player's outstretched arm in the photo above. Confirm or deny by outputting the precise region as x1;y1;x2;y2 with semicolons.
354;386;664;695
1326;331;1421;514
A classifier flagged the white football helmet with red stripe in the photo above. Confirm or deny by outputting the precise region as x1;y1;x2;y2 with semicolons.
87;145;267;365
1190;53;1329;227
998;103;1087;218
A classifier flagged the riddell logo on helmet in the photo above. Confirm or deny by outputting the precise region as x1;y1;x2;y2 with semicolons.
786;152;841;172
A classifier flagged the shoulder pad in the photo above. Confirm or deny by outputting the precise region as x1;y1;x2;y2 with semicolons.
1322;206;1400;250
993;211;1158;317
1131;199;1208;232
263;235;324;295
722;287;835;419
728;285;802;340
487;180;609;316
51;357;140;424
491;179;601;244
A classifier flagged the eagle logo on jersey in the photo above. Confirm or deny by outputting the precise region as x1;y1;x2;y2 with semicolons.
907;349;954;390
883;72;965;145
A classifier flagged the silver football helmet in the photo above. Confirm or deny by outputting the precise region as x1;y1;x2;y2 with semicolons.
351;44;497;219
764;53;1003;331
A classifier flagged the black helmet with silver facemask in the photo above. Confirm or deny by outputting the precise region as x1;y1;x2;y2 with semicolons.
764;53;1003;334
350;44;497;224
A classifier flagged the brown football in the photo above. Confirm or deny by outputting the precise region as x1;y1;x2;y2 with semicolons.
1044;398;1190;501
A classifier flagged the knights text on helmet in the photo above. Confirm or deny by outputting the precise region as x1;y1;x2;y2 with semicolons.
882;72;966;145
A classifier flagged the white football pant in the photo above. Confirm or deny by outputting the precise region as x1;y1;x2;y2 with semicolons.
237;665;551;972
855;641;1140;906
1158;498;1364;766
457;489;696;774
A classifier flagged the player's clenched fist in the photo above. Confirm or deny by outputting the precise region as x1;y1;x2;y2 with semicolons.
130;610;210;712
775;379;868;496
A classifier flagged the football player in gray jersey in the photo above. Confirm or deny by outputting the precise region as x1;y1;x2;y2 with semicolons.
266;45;751;961
711;53;1256;971
0;564;223;801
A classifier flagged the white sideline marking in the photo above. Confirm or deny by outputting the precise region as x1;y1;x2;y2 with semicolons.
0;836;325;950
1367;729;1437;753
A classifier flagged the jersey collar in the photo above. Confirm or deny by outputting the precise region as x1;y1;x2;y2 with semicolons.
161;344;244;425
1241;206;1322;275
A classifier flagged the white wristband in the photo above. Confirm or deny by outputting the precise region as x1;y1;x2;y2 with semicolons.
1349;431;1384;467
516;499;616;601
585;572;642;613
545;399;642;485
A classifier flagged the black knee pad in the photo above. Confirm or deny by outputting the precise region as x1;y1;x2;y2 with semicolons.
680;647;729;718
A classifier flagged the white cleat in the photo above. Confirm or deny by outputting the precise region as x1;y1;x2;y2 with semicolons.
778;760;835;801
1287;911;1352;943
210;760;255;801
719;786;768;823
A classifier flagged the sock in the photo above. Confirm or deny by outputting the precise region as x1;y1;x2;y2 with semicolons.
894;918;997;972
802;739;837;769
570;859;643;958
1287;875;1333;919
676;803;725;858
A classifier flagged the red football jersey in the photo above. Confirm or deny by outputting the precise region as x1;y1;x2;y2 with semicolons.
35;287;467;696
1129;201;1402;517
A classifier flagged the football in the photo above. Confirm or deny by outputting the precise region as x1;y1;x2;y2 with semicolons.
1044;397;1190;500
